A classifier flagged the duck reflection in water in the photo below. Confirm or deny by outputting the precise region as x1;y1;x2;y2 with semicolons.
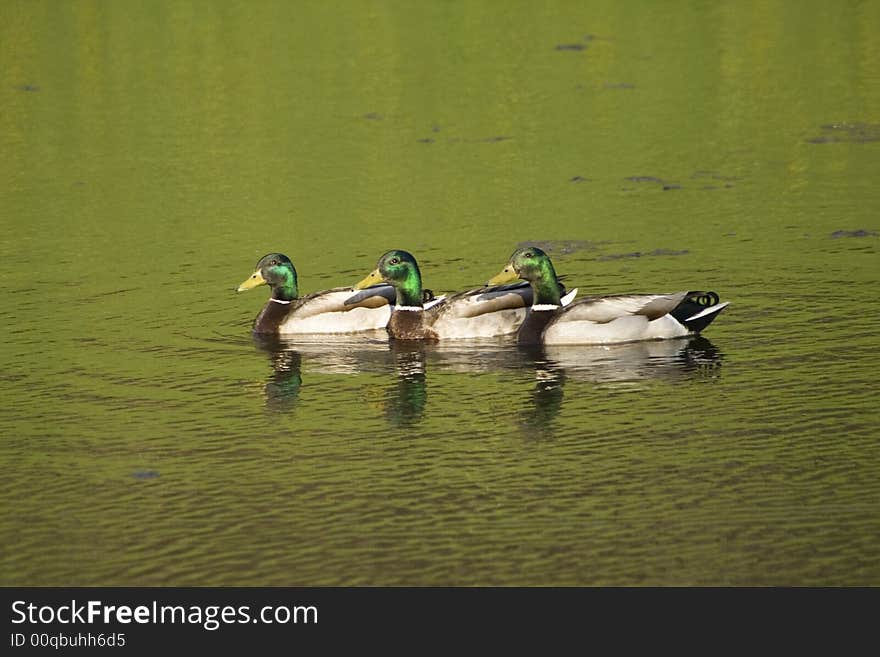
252;335;303;412
251;334;427;423
538;335;723;385
384;341;428;427
509;336;723;436
515;345;567;437
250;333;723;425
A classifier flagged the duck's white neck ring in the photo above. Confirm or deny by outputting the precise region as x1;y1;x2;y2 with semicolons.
531;304;560;311
394;305;423;312
270;298;292;305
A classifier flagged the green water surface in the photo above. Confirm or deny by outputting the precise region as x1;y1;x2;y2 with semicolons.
1;0;878;585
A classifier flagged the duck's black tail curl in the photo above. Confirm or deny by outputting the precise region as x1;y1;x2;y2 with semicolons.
671;291;728;333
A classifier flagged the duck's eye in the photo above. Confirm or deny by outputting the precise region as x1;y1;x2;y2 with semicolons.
390;258;400;265
270;260;278;266
524;252;533;258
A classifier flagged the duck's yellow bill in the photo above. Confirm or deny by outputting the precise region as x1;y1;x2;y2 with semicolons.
487;265;519;286
237;270;266;292
354;269;383;290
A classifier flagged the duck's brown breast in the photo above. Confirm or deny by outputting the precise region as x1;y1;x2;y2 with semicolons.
388;310;438;341
253;299;294;334
516;308;558;345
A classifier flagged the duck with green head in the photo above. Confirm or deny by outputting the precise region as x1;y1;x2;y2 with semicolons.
237;252;397;335
351;249;579;341
353;250;439;340
488;246;729;345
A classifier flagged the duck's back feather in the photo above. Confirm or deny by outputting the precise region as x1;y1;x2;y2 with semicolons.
426;282;577;339
342;284;397;307
552;293;688;324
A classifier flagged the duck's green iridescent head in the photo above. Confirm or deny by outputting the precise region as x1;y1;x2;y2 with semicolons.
237;253;298;301
488;246;561;305
354;249;424;307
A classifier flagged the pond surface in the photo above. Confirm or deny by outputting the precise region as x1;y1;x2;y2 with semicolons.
1;0;878;585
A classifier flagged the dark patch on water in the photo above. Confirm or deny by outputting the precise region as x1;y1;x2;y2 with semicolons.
690;170;740;182
598;248;689;261
417;138;434;144
622;171;739;192
516;240;601;255
554;34;605;51
623;175;683;190
443;136;512;144
830;229;877;239
132;470;160;480
87;287;140;300
806;123;880;143
651;248;689;257
570;176;591;183
15;84;40;92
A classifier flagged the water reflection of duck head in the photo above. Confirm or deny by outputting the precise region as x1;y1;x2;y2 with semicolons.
385;340;428;427
251;334;303;411
515;344;567;436
248;335;430;422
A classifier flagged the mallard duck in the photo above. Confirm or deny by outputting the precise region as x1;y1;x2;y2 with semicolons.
350;249;577;340
487;246;729;345
237;253;402;334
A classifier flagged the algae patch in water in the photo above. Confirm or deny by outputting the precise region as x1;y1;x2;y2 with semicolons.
515;240;603;255
830;229;877;239
806;123;880;143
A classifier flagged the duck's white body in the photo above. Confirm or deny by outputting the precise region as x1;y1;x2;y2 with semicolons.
539;293;729;345
343;280;577;340
271;286;447;334
428;285;578;339
277;300;390;334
